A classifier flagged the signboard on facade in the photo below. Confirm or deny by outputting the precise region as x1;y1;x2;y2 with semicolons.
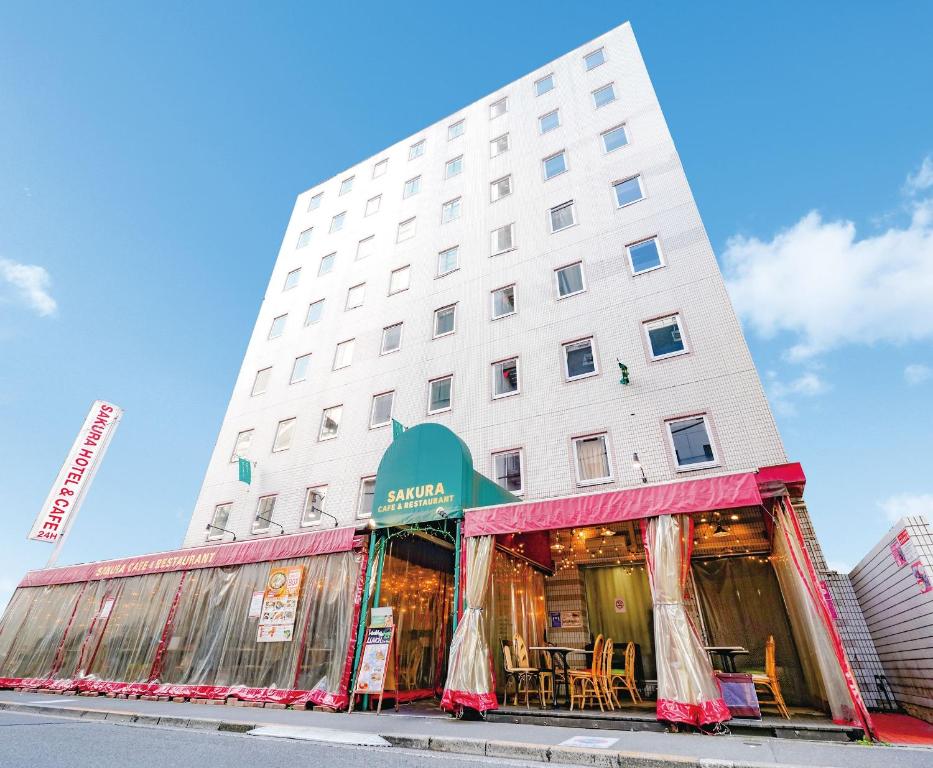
548;611;562;628
354;626;395;694
560;610;583;628
256;565;304;643
891;529;917;568
248;590;264;619
911;560;933;594
614;597;627;613
28;400;122;544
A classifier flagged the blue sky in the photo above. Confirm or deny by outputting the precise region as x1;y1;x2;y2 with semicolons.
1;2;931;607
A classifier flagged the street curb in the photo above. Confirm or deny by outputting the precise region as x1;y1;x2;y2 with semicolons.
0;701;812;768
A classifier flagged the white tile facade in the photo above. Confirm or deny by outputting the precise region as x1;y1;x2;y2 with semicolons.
183;22;786;547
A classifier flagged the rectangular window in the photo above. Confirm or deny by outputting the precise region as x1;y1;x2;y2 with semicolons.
397;217;416;242
668;415;717;468
493;449;523;494
490;175;512;202
448;119;465;140
381;323;402;354
428;376;453;413
305;299;325;325
370;391;394;428
301;486;327;526
614;175;644;207
297;228;313;249
329;212;345;233
441;197;461;223
365;195;381;216
584;47;606;70
345;283;365;310
563;337;598;380
272;418;296;452
290;353;311;384
491;223;514;255
230;429;253;462
490;133;509;157
601;124;629;153
433;304;456;337
543;150;567;179
318;253;335;276
268;314;287;339
573;434;612;484
593;83;616;109
356;235;375;261
283;268;301;290
491;284;516;319
445;156;463;179
489;97;508;119
388;265;410;295
339;176;354;195
549;200;576;232
539;109;560;134
409;140;425;160
308;192;323;211
535;73;554;96
319;406;342;440
357;477;376;518
251;367;271;396
333;339;354;369
208;503;231;540
492;358;519;398
403;175;421;198
644;315;687;359
252;495;277;533
437;245;459;276
555;262;585;298
373;158;388;178
628;237;664;274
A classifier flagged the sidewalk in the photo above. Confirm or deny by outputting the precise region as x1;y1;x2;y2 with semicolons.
1;690;930;768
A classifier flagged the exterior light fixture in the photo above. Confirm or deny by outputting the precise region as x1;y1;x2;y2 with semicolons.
632;452;647;483
712;523;730;537
205;522;237;541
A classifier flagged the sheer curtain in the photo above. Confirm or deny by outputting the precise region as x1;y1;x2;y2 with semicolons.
576;438;608;480
644;514;729;726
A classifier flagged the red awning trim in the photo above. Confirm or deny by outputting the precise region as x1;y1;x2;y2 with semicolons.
755;462;806;498
18;527;361;588
463;472;763;537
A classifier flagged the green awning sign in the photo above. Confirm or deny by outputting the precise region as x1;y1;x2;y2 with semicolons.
238;457;251;485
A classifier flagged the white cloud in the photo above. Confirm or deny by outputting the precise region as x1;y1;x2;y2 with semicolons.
766;371;829;415
905;155;933;196
0;257;57;316
878;492;933;524
723;158;933;361
905;363;932;386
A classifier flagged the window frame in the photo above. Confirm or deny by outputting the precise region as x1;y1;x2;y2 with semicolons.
290;353;311;384
571;432;613;486
332;339;355;370
307;192;323;211
408;140;425;161
300;485;328;527
207;503;233;541
251;367;272;396
305;299;325;326
372;158;388;178
538;108;560;134
427;375;454;415
403;175;422;198
613;174;645;208
370;390;395;429
490;222;515;256
229;429;254;463
268;314;287;339
489;96;508;119
318;405;343;441
441;197;462;224
534;73;554;96
381;323;403;355
549;200;577;233
601;123;629;154
318;253;335;276
665;413;719;471
627;236;665;275
562;336;599;382
584;47;606;71
554;261;586;300
592;82;616;109
357;476;377;519
251;494;277;534
433;304;457;339
448;119;465;140
490;284;516;320
388;265;411;295
490;174;512;202
345;282;366;310
356;235;375;261
490;133;510;157
297;228;313;249
445;155;463;179
643;313;689;361
491;357;520;399
543;150;568;180
329;211;346;233
365;195;381;217
338;175;354;196
397;217;416;243
492;447;525;496
272;417;296;453
437;245;459;277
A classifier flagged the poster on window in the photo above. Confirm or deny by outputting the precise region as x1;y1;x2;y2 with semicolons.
910;560;933;594
890;529;915;568
256;565;304;642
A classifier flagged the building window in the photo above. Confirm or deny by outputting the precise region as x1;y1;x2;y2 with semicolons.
490;133;510;157
667;415;717;469
628;237;663;274
283;268;301;291
549;200;576;232
365;195;381;216
563;338;598;380
339;176;354;195
357;477;376;518
381;323;402;354
614;175;644;207
305;299;325;325
373;158;388;178
356;235;375;261
230;429;253;462
489;97;508;119
493;449;523;494
208;503;231;540
584;47;606;70
492;358;519;398
272;418;296;452
333;339;354;369
535;73;554;96
397;217;416;242
330;212;346;233
403;175;421;198
297;228;313;248
301;486;327;526
319;406;342;440
428;376;453;413
593;83;616;109
543;150;567;180
448;119;465;140
252;495;277;533
433;304;456;337
388;265;410;295
601;124;629;153
370;391;394;428
318;253;335;276
539;109;560;134
491;223;515;255
573;434;612;485
409;140;425;160
644;315;687;359
441;197;461;223
308;192;323;211
268;314;287;339
555;262;585;298
290;353;311;384
491;284;516;319
437;246;459;277
445;156;463;179
345;283;365;310
490;175;512;202
251;367;272;396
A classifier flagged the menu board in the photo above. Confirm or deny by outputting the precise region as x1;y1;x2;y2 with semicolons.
256;565;304;643
354;626;394;694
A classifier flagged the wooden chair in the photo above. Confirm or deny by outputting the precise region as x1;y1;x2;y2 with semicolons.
750;636;789;719
501;640;539;707
537;647;555;706
513;632;545;707
569;634;606;711
610;642;642;705
598;637;616;711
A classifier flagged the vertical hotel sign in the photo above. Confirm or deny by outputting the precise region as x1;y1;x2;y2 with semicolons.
28;401;123;543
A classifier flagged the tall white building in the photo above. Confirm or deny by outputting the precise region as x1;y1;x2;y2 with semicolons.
183;21;786;548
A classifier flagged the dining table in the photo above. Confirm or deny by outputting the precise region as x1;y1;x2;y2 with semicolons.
528;645;592;709
704;645;749;673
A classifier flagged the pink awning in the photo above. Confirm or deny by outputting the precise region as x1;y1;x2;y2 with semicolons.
463;472;762;537
19;527;360;587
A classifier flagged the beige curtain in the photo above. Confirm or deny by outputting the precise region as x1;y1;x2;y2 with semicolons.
645;515;729;726
441;535;497;711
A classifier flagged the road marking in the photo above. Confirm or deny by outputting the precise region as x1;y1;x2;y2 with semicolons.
247;724;391;747
558;735;619;748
